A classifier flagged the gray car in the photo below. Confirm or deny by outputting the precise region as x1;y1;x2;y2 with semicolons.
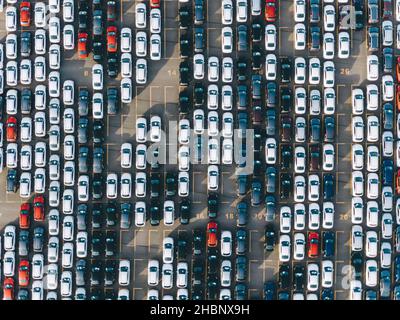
237;25;248;52
33;227;44;252
18;230;29;256
21;88;32;114
93;147;104;173
77;204;87;231
78;146;89;173
20;32;31;57
78;117;88;144
236;256;247;281
120;203;132;229
236;229;247;255
265;195;276;222
75;259;86;286
380;270;391;299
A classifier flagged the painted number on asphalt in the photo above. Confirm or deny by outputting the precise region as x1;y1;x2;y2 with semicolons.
340;68;350;75
339;214;349;220
253;212;264;220
168;70;177;77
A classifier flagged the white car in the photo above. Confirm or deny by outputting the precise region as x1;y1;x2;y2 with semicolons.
62;189;74;214
106;173;118;199
236;0;247;22
34;29;46;55
136;31;147;57
63;161;74;186
382;20;393;46
208;112;219;136
352;88;364;115
135;172;147;198
5;6;17;31
280;206;291;233
135;144;147;170
350;280;362;300
265;24;277;51
367;55;379;81
136;59;147;84
19;172;31;198
92;64;103;90
49;0;60;13
20;59;32;85
35;142;46;167
308;203;320;230
221;27;233;53
121;143;132;168
322;32;334;59
310;90;321;115
265;138;277;164
222;57;233;83
365;231;378;258
338;31;350;58
308;174;320;201
309;58;320;85
35;2;47;28
60;271;72;297
352;117;364;142
49;181;60;207
32;254;44;280
294;204;306;230
367;146;379;172
208;57;219;82
322;202;334;229
294;23;306;50
222;0;233;24
34;56;46;82
135;3;147;29
150;34;162;60
220;260;231;287
63;135;75;160
49;44;61;70
380;242;392;268
307;263;320;292
381;213;393;239
6;61;18;86
351;225;363;251
92;93;104;119
207;84;219;110
193;109;205;133
352;171;364;197
63;108;74;134
121;53;132;78
62;242;74;268
78;175;89;201
323;61;335;87
323;5;335;32
150;9;161;33
367;115;379;142
34;168;46;193
397;199;400;225
63;0;74;22
179;119;190;144
6;89;18;114
366;84;379;110
49;17;61;44
222;112;234;137
193;54;205;79
294;0;306;22
47;237;59;263
366;173;379;199
150;116;162;142
163;200;174;225
365;260;378;287
6;143;18;169
120;173;132;199
76;232;88;258
279;235;291;262
46;264;58;290
31;281;44;300
120;27;132;53
5;34;17;60
135;202;146;227
48;71;60;97
294;57;306;84
136;118;147;143
293;233;305;261
119;260;130;286
176;262;188;289
63;80;74;106
321;260;334;288
382;75;394;101
121;78;132;103
323;144;335;171
20;145;32;170
3;251;15;277
222;139;233;164
382;131;394;157
352;144;364;170
265;54;277;80
207;165;219;191
63;24;75;50
352;197;363;224
163;237;174;264
294;176;306;203
294;146;306;173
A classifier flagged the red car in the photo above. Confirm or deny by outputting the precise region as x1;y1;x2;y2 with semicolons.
308;232;319;258
265;0;277;22
18;260;30;287
19;203;30;229
150;0;161;8
20;1;31;27
107;26;118;53
33;195;45;221
207;222;218;247
3;278;14;300
396;85;400;111
396;169;400;195
78;32;88;59
6;116;17;142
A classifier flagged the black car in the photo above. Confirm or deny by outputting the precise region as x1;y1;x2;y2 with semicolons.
78;117;88;144
77;204;87;230
150;172;161;197
252;49;262;70
265;195;276;222
179;90;190;114
351;252;363;280
236;256;247;281
194;83;205;105
93;147;104;174
263;282;276;300
192;285;203;300
264;224;276;251
107;87;118;115
236;229;247;255
310;117;321;142
253;151;263;176
91;231;103;257
92;41;103;61
92;204;103;229
265;167;276;193
193;230;203;255
192;260;203;286
194;0;205;25
107;55;118;77
395;256;400;283
207;277;218;300
165;172;176;196
179;200;191;224
104;260;116;286
237;85;247;110
150;199;160;225
280;173;292;199
323;174;335;201
106;202;117;227
6;169;18;193
322;289;334;300
90;261;103;286
76;259;86;286
208;254;218;274
92;174;103;200
107;0;117;21
251;179;262;206
194;27;205;53
78;146;89;173
78;9;88;31
89;289;103;300
280;145;293;170
235;284;247;300
251;74;262;99
177;238;188;261
0;96;4;121
237;25;248;51
179;6;191;29
180;33;191;58
354;0;364;29
93;120;104;144
20;31;31;57
252;23;262;42
179;61;190;86
280;87;292;113
237;59;247;81
21;88;32;114
236;201;248;226
293;265;305;291
281;116;292;142
236;174;247;196
266;82;277;107
105;231;117;257
208;193;218;218
279;265;290;289
310;26;321;51
324;116;335;142
280;58;292;83
79;88;89;116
